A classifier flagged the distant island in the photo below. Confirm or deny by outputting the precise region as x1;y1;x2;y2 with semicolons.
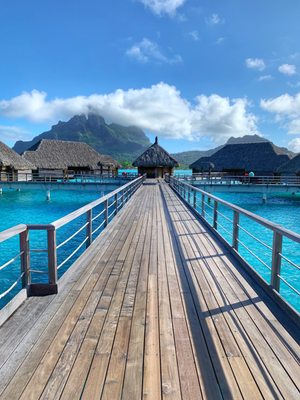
13;114;151;163
13;115;296;167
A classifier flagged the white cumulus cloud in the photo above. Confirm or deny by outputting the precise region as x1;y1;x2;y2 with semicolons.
288;138;300;153
258;75;273;81
261;92;300;134
245;58;266;71
126;38;182;64
137;0;186;16
0;83;259;143
278;64;296;76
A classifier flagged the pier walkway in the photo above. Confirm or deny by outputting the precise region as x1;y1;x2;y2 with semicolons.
0;182;299;399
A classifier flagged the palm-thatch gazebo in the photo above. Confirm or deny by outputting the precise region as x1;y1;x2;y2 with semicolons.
0;141;35;181
190;142;290;175
277;153;300;176
132;137;178;178
22;139;119;178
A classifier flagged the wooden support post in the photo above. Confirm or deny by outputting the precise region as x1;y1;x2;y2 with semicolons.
232;211;240;250
104;199;108;226
271;231;283;292
115;193;118;215
86;209;92;248
213;201;218;229
20;230;30;288
47;227;57;286
201;193;205;217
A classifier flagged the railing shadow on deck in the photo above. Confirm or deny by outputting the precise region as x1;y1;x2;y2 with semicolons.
160;185;286;400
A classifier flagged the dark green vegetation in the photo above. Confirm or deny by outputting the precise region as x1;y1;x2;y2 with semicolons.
13;114;150;162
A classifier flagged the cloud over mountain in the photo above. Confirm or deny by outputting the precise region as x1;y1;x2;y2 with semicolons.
0;83;258;143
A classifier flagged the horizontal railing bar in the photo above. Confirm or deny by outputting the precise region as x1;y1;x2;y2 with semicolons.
29;269;49;274
52;176;143;229
279;253;300;272
237;224;273;251
215;209;233;224
56;221;89;250
173;179;300;244
216;222;232;237
92;220;106;235
0;273;24;300
237;239;272;271
91;208;105;222
57;236;89;270
277;275;300;297
0;224;27;243
108;210;116;220
0;251;23;271
30;249;48;253
107;200;116;209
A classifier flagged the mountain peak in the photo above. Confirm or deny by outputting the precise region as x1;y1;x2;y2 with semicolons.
13;114;151;161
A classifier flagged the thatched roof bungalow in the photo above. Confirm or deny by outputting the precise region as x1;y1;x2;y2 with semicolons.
190;142;290;175
132;137;178;178
0;141;34;181
277;153;300;175
23;139;119;177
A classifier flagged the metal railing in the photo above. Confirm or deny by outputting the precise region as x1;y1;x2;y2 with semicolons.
0;171;138;183
169;176;300;312
174;173;300;186
0;175;145;305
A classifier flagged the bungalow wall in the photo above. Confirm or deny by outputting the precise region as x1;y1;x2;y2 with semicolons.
138;166;174;178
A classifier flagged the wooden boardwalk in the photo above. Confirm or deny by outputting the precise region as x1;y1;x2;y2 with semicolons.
0;182;299;399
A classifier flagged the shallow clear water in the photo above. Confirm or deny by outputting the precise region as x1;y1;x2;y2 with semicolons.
195;191;300;312
0;186;119;308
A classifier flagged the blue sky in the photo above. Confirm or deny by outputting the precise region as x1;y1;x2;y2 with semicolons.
1;0;300;153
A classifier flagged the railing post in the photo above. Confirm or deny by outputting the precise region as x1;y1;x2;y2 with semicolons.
115;193;118;215
47;227;57;286
232;211;240;250
271;231;283;292
121;190;124;207
188;188;191;204
201;193;205;217
86;209;93;248
193;190;196;209
20;230;30;288
104;199;108;226
213;201;218;229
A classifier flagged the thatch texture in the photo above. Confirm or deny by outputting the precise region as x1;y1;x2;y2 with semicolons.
23;139;119;170
132;137;178;168
190;142;290;173
277;153;300;174
0;141;34;170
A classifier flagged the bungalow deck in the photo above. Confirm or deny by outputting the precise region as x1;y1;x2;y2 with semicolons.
0;182;299;399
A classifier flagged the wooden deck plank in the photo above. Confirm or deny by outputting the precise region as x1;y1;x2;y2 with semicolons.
0;181;299;400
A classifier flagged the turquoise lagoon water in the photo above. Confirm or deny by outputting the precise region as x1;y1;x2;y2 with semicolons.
0;185;119;308
195;191;300;312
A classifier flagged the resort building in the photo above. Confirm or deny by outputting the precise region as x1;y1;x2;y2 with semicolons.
133;137;178;178
0;141;34;181
277;153;300;176
22;139;119;178
190;142;291;175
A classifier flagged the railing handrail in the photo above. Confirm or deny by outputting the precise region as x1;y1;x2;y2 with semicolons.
0;224;27;243
51;175;143;229
171;177;300;244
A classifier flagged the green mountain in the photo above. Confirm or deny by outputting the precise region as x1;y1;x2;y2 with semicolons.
13;114;151;162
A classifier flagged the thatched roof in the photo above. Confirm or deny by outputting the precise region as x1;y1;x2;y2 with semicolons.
0;141;34;170
277;153;300;174
190;142;290;173
132;137;178;168
23;139;119;170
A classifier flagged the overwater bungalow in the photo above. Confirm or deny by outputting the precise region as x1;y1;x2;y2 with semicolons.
277;153;300;176
190;142;290;175
0;141;34;181
22;139;119;178
133;137;178;178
